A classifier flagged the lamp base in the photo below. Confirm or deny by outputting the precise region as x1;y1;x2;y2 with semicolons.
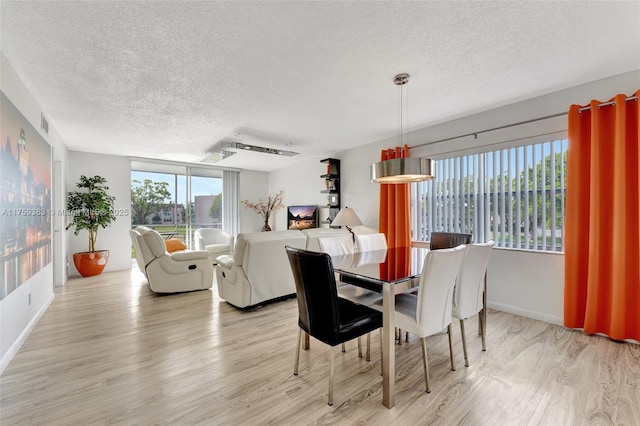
346;226;355;243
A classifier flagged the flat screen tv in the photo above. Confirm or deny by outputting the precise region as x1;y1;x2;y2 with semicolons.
287;205;318;230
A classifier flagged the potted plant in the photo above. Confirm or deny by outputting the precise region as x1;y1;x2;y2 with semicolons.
66;175;116;277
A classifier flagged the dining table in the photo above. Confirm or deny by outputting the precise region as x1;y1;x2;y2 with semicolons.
331;245;430;409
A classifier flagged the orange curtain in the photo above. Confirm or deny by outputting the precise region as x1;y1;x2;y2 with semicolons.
379;145;411;280
564;90;640;341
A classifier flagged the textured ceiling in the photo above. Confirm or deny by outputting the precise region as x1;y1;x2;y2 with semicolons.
1;1;639;171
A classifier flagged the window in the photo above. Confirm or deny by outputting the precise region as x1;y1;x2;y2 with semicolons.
412;139;568;252
130;161;226;249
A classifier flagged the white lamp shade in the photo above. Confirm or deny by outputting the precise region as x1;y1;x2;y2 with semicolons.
331;207;363;227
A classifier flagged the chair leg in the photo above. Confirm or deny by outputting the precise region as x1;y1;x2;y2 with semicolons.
398;328;402;345
420;337;431;393
294;329;302;375
358;337;363;358
366;333;371;361
480;274;487;341
328;346;335;406
480;309;487;351
380;329;384;376
303;332;310;350
460;319;469;367
447;324;455;371
342;343;346;353
405;331;409;342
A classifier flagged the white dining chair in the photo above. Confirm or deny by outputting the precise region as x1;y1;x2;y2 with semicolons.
452;241;495;366
355;233;387;252
373;244;467;393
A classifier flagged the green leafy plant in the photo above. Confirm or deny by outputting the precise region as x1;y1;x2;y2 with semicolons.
66;175;116;253
130;179;171;225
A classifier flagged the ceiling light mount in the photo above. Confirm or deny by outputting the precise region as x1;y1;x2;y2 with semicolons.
393;73;410;86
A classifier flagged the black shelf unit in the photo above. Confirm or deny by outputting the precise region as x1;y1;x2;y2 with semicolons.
320;158;340;227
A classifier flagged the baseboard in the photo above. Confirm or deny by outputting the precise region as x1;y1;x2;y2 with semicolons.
488;301;563;326
0;293;55;375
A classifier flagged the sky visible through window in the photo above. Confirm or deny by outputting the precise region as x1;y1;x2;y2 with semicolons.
131;171;222;204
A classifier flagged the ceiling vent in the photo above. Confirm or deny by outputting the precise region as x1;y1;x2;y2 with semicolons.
200;149;236;164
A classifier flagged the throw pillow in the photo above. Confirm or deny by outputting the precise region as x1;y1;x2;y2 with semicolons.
165;239;187;252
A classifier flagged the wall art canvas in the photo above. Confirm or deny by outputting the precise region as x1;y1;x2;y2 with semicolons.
0;91;52;300
287;205;318;230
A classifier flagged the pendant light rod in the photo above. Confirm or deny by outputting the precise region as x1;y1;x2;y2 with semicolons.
394;73;409;146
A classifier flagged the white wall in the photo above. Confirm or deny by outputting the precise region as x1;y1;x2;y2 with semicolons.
270;70;640;325
238;170;269;233
488;250;564;324
1;53;70;373
67;151;132;275
268;159;328;231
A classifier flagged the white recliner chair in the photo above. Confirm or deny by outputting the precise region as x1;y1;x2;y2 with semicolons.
194;228;234;263
215;230;306;308
130;226;213;293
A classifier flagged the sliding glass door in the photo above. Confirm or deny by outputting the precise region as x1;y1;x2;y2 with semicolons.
188;167;224;247
130;161;226;250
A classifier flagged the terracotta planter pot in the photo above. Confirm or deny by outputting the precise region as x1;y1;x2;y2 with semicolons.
73;250;109;277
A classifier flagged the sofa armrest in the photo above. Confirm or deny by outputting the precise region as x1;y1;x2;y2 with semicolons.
171;250;210;261
194;234;204;251
216;255;234;269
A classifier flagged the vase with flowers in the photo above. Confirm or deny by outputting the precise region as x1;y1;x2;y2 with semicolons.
241;191;284;232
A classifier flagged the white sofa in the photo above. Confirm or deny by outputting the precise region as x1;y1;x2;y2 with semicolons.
301;228;351;252
215;228;349;308
130;226;213;293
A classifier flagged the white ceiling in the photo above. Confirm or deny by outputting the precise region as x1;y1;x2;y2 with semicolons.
1;1;639;172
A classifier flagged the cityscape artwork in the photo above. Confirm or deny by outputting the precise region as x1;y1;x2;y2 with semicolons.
0;91;52;300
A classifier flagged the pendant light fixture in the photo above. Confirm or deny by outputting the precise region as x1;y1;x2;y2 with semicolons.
370;73;435;183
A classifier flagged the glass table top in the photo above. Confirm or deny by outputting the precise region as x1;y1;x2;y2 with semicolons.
331;246;429;290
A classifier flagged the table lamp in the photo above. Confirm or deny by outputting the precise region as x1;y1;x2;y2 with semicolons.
331;207;363;242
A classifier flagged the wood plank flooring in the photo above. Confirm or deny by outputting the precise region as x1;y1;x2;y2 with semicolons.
1;267;638;425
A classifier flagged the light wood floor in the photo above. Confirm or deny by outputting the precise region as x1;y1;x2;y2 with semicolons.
2;267;639;426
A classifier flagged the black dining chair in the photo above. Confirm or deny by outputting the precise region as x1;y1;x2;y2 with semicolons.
285;246;383;406
429;232;472;251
